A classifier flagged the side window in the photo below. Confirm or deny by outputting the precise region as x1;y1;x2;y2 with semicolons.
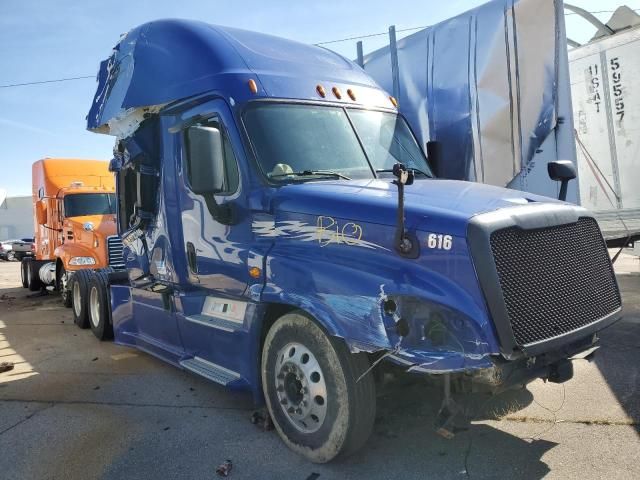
185;119;239;195
118;167;138;232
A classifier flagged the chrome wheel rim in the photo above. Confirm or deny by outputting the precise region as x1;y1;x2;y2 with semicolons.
89;286;100;328
73;281;82;317
60;272;69;301
274;342;328;434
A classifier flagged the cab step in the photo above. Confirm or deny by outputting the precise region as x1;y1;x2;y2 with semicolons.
185;314;242;332
180;356;241;386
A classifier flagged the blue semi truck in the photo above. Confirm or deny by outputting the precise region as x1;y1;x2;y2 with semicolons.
84;20;622;462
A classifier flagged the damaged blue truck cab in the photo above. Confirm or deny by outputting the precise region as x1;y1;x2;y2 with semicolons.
88;19;622;462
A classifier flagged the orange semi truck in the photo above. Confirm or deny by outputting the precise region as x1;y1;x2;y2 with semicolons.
21;158;124;330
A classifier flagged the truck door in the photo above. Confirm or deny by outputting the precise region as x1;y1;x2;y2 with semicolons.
177;101;250;297
172;100;253;375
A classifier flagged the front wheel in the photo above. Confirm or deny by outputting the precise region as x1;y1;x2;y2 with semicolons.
57;267;72;308
261;311;376;463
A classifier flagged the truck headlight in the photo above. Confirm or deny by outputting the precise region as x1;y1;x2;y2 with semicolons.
69;256;96;266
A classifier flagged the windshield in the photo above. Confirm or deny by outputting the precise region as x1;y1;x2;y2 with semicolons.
243;103;431;182
63;193;116;217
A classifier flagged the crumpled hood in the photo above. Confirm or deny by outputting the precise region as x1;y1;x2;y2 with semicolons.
271;178;560;235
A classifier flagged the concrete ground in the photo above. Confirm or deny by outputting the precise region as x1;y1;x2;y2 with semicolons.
0;255;638;480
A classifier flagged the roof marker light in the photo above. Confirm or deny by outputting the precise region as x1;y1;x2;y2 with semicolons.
347;89;356;101
316;84;326;98
248;79;258;94
332;87;342;100
389;96;398;107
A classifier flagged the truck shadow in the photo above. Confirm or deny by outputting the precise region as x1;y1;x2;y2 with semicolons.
339;376;553;479
592;273;640;435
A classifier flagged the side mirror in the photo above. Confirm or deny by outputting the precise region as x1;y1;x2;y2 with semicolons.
426;141;442;177
547;160;576;201
186;126;225;195
35;200;47;225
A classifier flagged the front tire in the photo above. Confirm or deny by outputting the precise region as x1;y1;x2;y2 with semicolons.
261;311;376;463
70;270;92;328
57;266;72;308
88;270;113;341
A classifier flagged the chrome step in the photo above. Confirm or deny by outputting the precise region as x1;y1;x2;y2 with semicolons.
180;357;240;386
185;314;242;332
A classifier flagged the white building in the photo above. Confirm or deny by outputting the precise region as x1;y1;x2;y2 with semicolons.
0;189;33;240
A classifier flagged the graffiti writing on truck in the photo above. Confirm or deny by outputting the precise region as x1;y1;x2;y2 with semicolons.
610;57;624;125
587;64;602;113
316;216;363;247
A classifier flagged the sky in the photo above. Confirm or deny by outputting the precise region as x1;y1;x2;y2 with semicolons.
0;0;637;196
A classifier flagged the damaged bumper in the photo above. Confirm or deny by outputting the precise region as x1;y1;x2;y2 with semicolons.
386;331;600;393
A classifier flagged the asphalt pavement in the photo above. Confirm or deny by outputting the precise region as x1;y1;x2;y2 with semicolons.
0;256;638;479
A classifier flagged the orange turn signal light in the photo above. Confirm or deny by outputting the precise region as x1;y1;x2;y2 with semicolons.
249;267;262;279
332;87;342;100
347;89;356;101
389;96;398;107
248;79;258;94
316;84;326;98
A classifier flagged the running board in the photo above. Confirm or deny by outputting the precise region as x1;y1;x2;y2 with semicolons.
180;357;241;386
185;314;242;332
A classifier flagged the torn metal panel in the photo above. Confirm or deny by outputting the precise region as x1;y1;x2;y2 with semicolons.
361;0;568;191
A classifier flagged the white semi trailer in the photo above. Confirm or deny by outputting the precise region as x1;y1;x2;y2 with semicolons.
568;5;640;245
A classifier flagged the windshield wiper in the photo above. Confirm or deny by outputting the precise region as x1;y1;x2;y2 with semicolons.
270;170;351;180
376;168;432;178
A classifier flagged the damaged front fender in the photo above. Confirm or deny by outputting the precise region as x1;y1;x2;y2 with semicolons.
381;295;495;373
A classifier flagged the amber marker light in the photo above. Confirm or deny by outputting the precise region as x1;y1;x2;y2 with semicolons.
248;79;258;94
249;267;262;279
316;84;326;98
389;96;398;107
347;88;356;101
332;87;342;99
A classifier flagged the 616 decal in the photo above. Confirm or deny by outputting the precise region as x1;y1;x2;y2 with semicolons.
426;233;453;250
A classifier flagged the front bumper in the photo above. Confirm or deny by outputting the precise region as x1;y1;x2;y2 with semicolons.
387;329;600;393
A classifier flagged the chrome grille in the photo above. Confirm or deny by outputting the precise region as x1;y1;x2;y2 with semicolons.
107;235;126;269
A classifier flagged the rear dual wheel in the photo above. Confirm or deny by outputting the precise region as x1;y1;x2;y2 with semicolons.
261;312;376;463
70;270;93;328
20;258;30;288
88;270;113;341
26;259;43;291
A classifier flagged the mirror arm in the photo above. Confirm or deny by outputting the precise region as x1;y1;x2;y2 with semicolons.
392;163;419;258
42;224;63;233
558;180;569;202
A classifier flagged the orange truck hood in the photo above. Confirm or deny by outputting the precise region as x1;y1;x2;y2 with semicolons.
64;215;118;242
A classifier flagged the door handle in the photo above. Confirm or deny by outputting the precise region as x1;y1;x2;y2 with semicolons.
186;241;197;274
